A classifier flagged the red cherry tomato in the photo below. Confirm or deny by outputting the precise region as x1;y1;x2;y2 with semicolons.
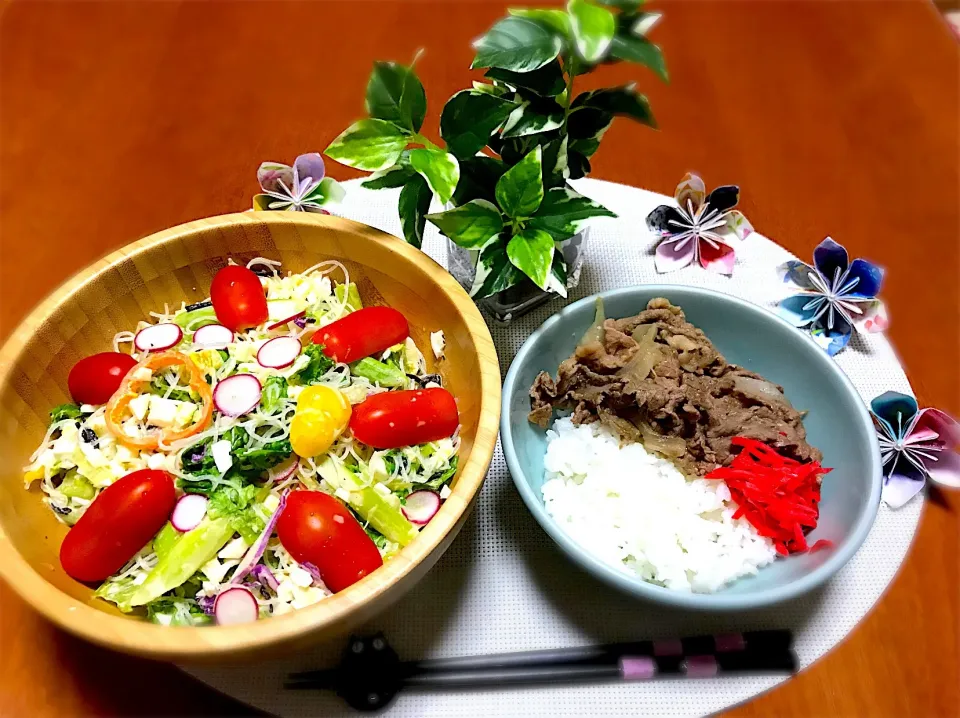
60;469;176;583
312;306;409;363
67;352;137;405
349;388;459;449
276;491;383;593
210;265;268;332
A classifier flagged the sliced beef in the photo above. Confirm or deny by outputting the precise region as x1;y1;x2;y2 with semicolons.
528;298;821;475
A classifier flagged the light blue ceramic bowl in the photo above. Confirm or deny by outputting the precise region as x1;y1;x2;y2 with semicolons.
501;286;882;610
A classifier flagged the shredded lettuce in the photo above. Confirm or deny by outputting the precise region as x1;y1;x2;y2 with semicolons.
127;517;235;608
350;358;406;387
261;376;288;414
207;484;266;544
148;373;193;403
180;427;292;490
145;597;211;626
174;305;217;330
334;282;362;312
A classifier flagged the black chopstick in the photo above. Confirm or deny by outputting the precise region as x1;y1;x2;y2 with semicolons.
287;629;792;685
285;631;797;711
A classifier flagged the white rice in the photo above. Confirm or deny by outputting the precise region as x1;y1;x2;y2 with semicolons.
542;417;778;593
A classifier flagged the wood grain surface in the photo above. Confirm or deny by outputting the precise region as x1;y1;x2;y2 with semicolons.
0;0;957;716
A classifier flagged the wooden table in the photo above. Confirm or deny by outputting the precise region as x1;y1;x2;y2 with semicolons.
1;1;957;715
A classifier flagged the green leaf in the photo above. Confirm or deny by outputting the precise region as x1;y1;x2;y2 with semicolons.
548;250;569;297
567;106;612;141
567;149;592;179
471;16;563;73
484;61;566;97
609;34;669;82
501;100;564;139
408;148;460;205
452;156;506;206
506;227;555;289
495;146;544;218
529;186;617;240
440;90;517;160
398;174;432;248
540;136;569;188
365;62;426;132
630;11;663;37
471;81;508;96
508;8;572;37
325;118;408;171
470;238;526;298
293;344;335;384
568;0;616;63
589;0;643;9
50;403;82;423
573;85;656;127
361;165;417;189
569;136;601;159
426;200;503;249
260;376;288;414
399;67;427;132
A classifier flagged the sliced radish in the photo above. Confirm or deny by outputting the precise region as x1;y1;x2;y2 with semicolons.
257;336;302;369
193;323;234;349
134;323;182;352
268;456;299;482
213;374;262;416
402;490;441;525
171;494;208;532
213;586;259;625
268;310;306;330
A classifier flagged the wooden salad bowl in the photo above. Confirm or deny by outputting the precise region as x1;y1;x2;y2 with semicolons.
0;212;501;662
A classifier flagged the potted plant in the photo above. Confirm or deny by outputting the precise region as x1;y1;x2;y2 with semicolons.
324;0;667;320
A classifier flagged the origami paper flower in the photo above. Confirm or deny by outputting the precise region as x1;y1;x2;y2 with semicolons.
776;237;888;356
253;153;345;212
646;173;753;275
870;391;960;508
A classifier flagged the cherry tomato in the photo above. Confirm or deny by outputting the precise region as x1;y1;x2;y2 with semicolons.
290;386;352;458
312;306;409;363
60;469;176;583
276;491;383;593
350;388;459;449
210;265;268;332
67;352;137;405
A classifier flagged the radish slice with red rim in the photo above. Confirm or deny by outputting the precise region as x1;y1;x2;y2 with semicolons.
134;323;182;352
192;323;234;349
171;494;208;532
213;374;262;416
257;336;302;369
268;311;307;330
213;586;259;625
268;456;299;483
401;490;441;525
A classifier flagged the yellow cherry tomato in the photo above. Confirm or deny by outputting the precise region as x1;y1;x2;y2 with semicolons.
290;386;352;458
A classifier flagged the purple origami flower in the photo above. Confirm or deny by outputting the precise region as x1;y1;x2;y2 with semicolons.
646;173;753;275
776;237;888;356
253;153;345;212
870;391;960;508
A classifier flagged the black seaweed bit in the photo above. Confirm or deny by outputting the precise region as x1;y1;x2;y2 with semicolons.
407;373;442;388
268;604;274;614
81;427;99;448
184;299;213;312
260;586;271;600
52;505;72;516
251;268;274;278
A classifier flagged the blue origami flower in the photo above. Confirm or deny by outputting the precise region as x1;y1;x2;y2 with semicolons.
775;237;888;356
253;153;345;212
870;391;960;508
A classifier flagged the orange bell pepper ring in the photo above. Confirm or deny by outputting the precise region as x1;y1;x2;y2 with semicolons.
105;351;213;451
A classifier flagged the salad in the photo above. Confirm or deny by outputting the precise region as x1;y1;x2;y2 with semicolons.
24;258;459;626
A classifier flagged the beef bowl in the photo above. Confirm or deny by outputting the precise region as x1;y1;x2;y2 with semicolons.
501;286;881;610
0;212;501;660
